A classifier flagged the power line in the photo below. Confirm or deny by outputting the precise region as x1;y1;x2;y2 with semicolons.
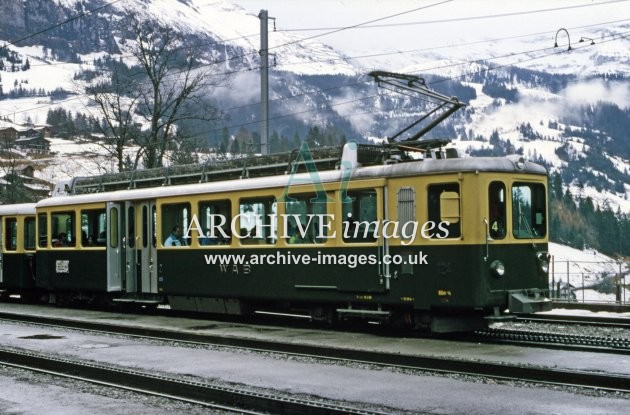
266;0;453;50
18;15;629;73
176;30;630;142
272;18;630;69
277;0;630;32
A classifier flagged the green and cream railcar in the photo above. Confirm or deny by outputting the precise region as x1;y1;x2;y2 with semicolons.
0;203;37;300
33;147;550;331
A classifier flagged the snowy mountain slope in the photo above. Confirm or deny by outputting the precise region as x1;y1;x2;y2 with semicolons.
0;0;628;218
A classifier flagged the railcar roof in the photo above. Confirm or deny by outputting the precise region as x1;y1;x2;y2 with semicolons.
36;155;546;208
0;203;36;215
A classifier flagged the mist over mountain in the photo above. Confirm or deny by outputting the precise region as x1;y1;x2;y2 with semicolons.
1;0;629;254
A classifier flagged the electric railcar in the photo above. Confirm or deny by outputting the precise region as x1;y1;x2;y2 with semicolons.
0;143;551;332
0;203;37;301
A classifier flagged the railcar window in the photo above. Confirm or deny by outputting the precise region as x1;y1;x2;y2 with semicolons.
397;187;416;244
342;189;378;243
4;218;17;251
142;206;148;249
127;206;135;248
51;212;75;247
24;217;36;250
161;203;191;247
81;209;106;247
198;200;231;246
109;207;118;249
239;198;277;245
512;183;546;238
38;214;47;247
488;182;506;239
152;205;157;248
284;194;328;244
427;183;461;238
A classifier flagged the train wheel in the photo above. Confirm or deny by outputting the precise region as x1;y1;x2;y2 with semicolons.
310;306;336;324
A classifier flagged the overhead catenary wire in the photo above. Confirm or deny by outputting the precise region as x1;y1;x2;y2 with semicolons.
277;0;630;32
167;30;630;143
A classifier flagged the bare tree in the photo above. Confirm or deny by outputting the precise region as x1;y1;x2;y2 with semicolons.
87;15;226;171
88;63;142;172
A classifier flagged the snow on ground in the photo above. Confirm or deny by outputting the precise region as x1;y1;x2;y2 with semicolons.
36;138;141;185
549;242;629;303
543;308;630;319
0;95;92;127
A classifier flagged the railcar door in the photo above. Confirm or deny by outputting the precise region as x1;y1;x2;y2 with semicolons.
137;201;158;294
124;202;137;293
335;186;389;293
120;201;158;295
106;202;123;292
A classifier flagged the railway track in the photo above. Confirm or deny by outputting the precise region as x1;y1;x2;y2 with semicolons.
0;347;385;415
471;327;630;355
1;310;630;395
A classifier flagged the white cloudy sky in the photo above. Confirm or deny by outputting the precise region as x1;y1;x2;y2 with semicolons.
235;0;629;62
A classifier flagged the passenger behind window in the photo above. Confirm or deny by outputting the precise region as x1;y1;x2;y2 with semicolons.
200;229;220;245
164;225;183;247
53;232;69;247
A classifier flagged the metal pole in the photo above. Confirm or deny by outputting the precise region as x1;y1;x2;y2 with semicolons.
566;261;569;300
619;261;626;305
259;9;269;155
551;255;555;298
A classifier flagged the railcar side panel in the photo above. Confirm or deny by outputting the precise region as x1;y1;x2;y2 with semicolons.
0;253;36;291
36;251;107;292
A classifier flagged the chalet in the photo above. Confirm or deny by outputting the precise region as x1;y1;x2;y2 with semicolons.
0;123;51;148
15;135;50;154
0;164;52;200
0;126;18;144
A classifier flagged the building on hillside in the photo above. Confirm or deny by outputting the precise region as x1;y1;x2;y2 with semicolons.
0;122;51;149
15;135;51;154
0;164;52;201
0;126;18;145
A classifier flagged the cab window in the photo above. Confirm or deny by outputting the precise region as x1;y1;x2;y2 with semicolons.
512;183;546;238
488;182;506;239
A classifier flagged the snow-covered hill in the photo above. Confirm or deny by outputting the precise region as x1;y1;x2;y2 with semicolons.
0;0;629;218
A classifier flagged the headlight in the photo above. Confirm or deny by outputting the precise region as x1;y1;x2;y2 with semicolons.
540;260;549;274
537;252;550;274
490;260;505;277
